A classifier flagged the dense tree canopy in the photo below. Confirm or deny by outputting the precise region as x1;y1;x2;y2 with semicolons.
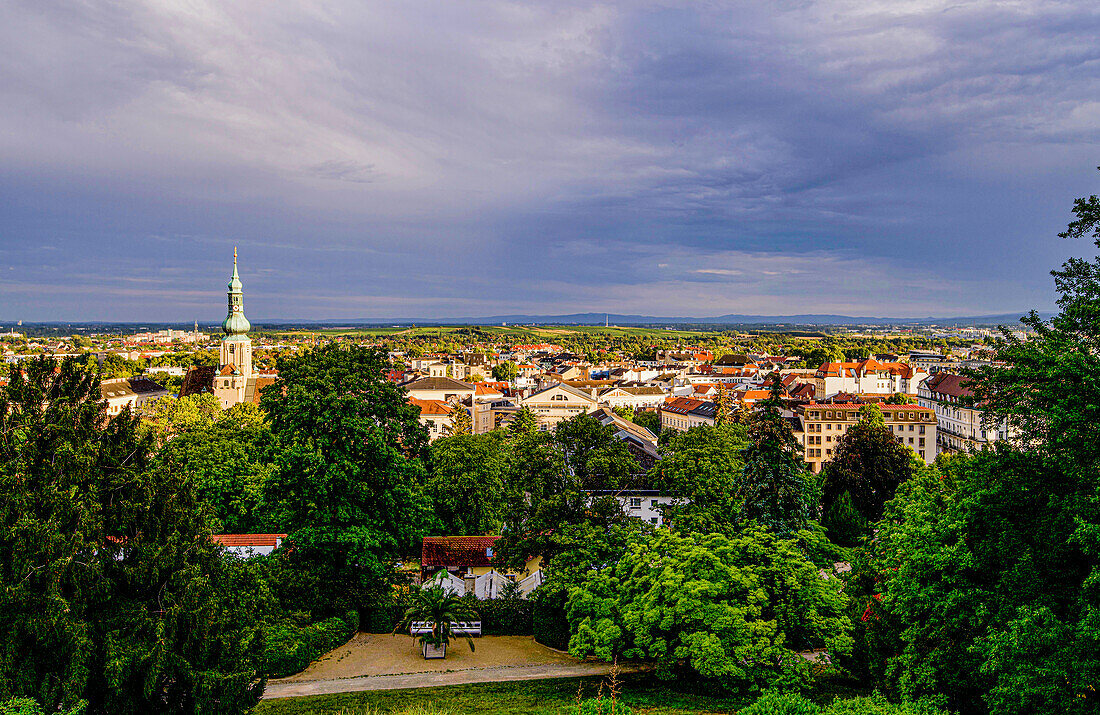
567;528;851;693
651;423;748;535
850;181;1100;715
153;402;277;534
261;344;436;616
427;432;508;535
821;405;917;528
737;383;817;536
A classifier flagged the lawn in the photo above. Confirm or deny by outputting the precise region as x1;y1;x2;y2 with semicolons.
255;674;754;715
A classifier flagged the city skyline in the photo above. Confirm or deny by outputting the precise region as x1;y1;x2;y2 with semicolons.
2;2;1099;321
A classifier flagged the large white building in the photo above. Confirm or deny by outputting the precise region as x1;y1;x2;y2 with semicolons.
917;372;1016;454
814;359;928;398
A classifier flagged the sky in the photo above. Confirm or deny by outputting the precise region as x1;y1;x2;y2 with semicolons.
1;0;1099;322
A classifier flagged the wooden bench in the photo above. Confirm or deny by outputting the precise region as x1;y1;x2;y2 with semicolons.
410;620;482;637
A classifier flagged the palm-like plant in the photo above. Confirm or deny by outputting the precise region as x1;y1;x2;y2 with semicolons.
396;585;478;654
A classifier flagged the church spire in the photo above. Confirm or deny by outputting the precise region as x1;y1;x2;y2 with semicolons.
222;247;250;337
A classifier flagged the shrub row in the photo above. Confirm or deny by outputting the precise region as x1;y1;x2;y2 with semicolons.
363;594;534;636
737;692;947;715
262;610;359;678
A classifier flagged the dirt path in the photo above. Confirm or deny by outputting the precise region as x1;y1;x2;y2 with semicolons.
264;634;649;700
264;662;649;699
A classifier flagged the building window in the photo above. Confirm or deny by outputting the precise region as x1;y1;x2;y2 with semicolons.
650;517;658;524
629;498;642;509
651;500;658;509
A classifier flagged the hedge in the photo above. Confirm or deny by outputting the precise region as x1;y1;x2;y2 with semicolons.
363;594;533;636
472;596;532;635
532;592;571;651
263;610;359;678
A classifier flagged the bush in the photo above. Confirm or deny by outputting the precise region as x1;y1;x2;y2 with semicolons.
532;591;570;650
823;694;947;715
737;691;820;715
263;610;359;678
735;692;949;715
0;699;85;715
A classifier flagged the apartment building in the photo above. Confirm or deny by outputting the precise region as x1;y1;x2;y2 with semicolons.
795;402;936;472
917;372;1015;454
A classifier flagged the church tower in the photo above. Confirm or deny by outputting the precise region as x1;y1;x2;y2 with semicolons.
215;248;253;407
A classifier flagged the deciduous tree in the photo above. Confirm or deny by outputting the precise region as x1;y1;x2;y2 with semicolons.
261;344;435;616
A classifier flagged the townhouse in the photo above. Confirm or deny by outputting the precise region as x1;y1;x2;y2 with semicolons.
660;396;718;432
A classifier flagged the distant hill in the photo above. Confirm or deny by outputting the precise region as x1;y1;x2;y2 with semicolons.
289;311;1052;328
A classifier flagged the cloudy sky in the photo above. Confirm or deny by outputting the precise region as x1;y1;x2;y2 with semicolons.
2;0;1098;321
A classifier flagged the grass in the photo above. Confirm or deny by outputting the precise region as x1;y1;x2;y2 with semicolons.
255;674;755;715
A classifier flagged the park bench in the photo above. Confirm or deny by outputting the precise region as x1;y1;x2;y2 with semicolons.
409;620;482;637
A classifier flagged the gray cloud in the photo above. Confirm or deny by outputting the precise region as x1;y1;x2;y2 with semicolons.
0;0;1097;320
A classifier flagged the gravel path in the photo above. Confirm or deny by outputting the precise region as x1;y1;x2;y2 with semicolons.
263;662;649;699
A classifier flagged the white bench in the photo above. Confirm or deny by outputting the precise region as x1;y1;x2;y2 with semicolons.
410;620;482;637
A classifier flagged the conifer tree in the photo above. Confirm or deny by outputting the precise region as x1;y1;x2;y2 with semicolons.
0;357;266;714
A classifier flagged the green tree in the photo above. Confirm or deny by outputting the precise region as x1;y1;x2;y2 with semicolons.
821;405;917;526
507;406;538;436
145;392;222;442
554;412;640;490
494;423;631;573
884;393;912;405
442;402;472;437
153;407;277;534
737;381;816;536
428;432;508;535
651;423;749;535
852;180;1100;714
491;361;518;382
0;357;266;714
633;408;660;435
261;344;435;616
566;528;851;693
715;382;735;425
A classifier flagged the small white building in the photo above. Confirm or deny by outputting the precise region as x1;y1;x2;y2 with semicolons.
100;376;168;416
213;533;287;558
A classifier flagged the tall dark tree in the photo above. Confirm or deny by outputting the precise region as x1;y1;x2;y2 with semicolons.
736;378;816;536
261;344;435;616
821;404;916;527
0;357;266;714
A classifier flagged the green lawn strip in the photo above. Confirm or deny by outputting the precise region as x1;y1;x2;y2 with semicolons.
255;675;752;715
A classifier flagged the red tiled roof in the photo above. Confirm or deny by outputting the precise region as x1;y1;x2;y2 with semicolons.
421;536;500;569
924;372;975;399
213;533;287;547
410;397;451;416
